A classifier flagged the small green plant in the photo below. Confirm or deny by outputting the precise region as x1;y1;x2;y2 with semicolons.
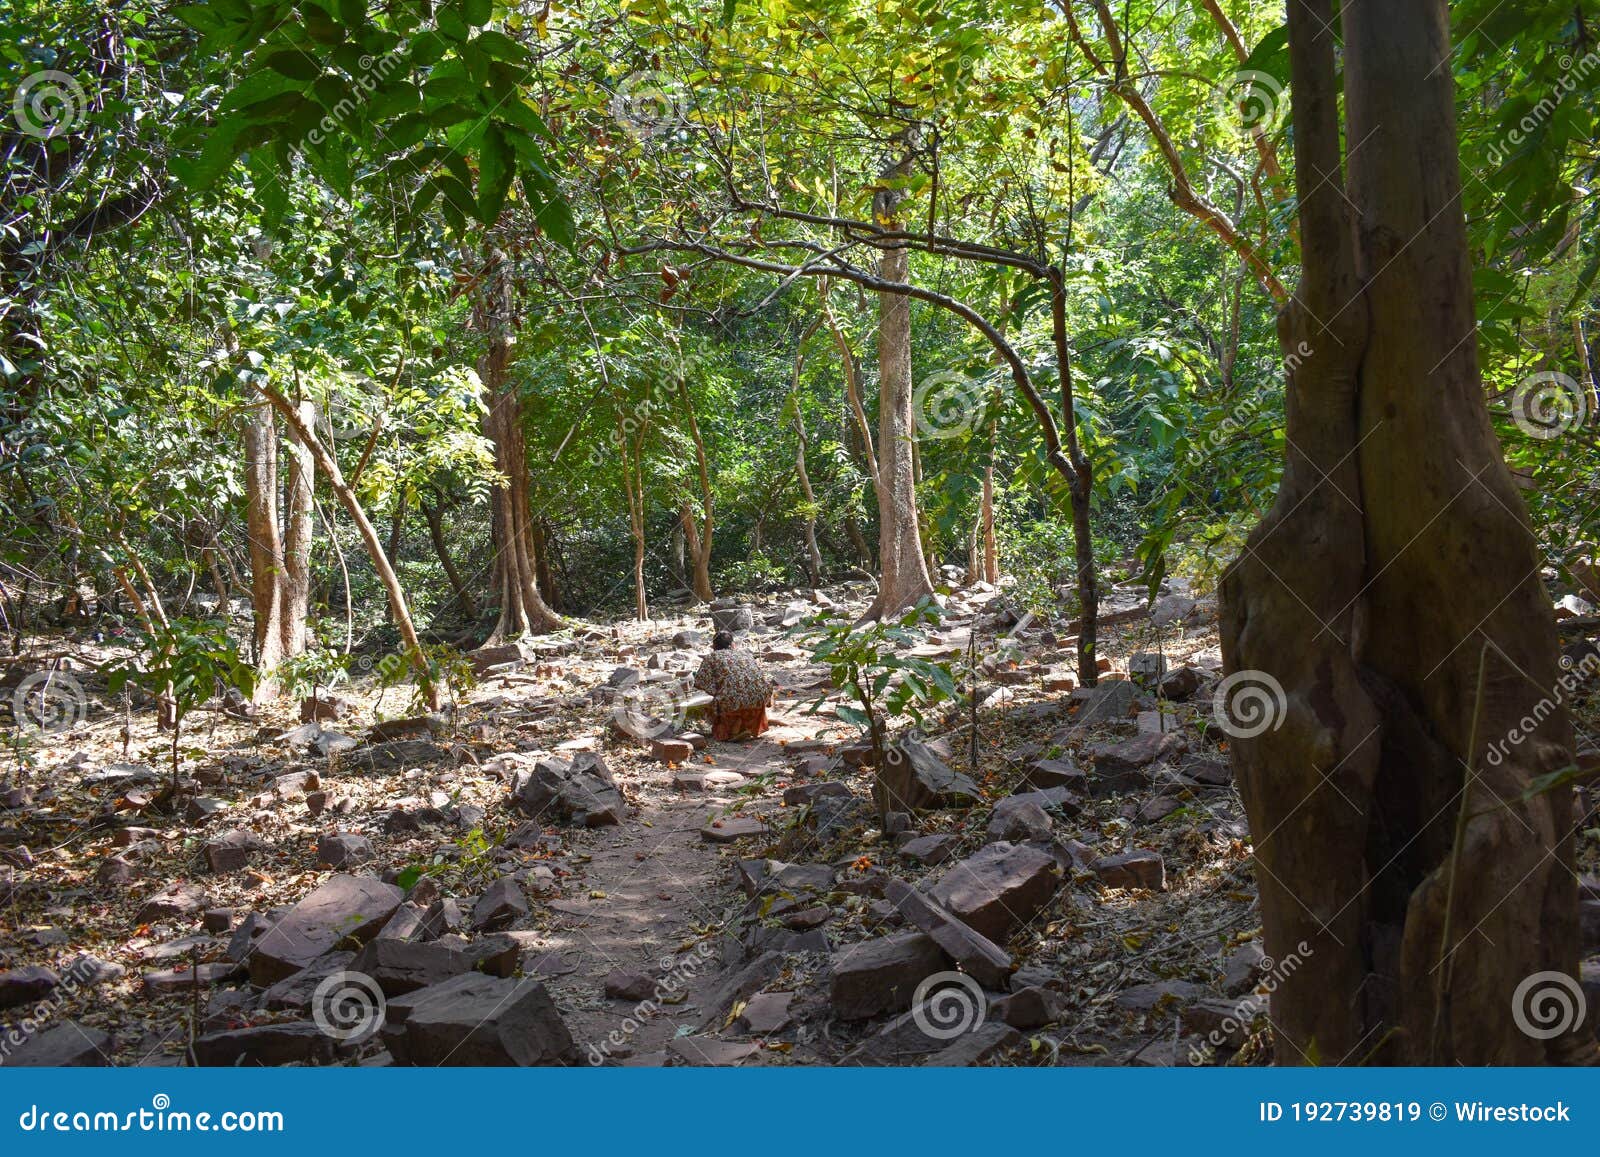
278;648;353;706
374;642;475;716
794;597;961;770
104;618;254;805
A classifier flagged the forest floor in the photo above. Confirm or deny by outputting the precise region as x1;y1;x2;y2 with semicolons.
2;579;1597;1067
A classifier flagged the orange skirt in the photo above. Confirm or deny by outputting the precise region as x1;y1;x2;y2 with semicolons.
712;705;769;741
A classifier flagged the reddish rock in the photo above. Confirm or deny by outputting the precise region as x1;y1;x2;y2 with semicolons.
928;842;1059;941
248;874;403;985
828;932;947;1020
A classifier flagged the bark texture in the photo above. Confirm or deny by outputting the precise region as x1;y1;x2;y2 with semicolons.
477;245;561;641
1218;0;1590;1065
863;237;934;619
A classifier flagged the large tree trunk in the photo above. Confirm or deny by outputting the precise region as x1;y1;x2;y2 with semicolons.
477;245;561;642
243;401;286;697
1218;0;1590;1066
280;398;315;658
863;237;934;620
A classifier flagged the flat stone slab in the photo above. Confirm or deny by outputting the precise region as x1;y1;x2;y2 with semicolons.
886;878;1012;988
829;932;948;1020
700;817;771;843
249;874;403;986
928;842;1059;942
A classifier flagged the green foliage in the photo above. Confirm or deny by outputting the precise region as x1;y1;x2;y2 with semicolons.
104;618;254;786
796;598;960;764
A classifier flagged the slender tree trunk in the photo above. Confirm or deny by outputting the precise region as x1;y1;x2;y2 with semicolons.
421;495;477;622
530;516;560;610
243;401;286;698
677;381;715;602
255;384;438;709
476;244;561;642
790;317;825;586
280;397;315;658
1218;0;1589;1065
981;454;998;584
863;236;935;619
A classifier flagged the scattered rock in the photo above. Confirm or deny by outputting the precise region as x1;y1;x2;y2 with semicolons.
316;832;375;869
343;739;449;773
783;781;853;807
885;878;1012;988
829;932;947;1020
650;737;693;763
991;985;1062;1029
700;816;771;843
921;1021;1021;1066
0;965;60;1009
1022;757;1086;792
193;1022;339;1066
736;990;794;1034
249;874;404;985
1089;732;1185;793
350;938;473;996
4;1021;113;1066
986;797;1053;843
899;834;958;866
136;882;212;924
384;973;577;1066
1221;941;1267;996
1158;666;1204;700
710;602;754;633
471;877;529;931
1092;849;1166;891
509;753;625;827
603;968;656;1002
928;842;1059;942
667;1036;760;1066
874;739;981;813
183;797;227;823
1072;679;1138;725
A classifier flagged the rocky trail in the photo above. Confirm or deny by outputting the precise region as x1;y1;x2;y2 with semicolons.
5;578;1597;1068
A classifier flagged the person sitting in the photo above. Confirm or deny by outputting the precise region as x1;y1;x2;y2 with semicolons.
692;630;773;741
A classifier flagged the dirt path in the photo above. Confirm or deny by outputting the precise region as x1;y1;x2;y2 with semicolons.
537;728;802;1065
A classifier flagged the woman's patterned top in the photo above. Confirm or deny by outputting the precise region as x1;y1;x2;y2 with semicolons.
693;649;772;711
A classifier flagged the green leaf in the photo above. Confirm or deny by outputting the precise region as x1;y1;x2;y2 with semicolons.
476;125;513;224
